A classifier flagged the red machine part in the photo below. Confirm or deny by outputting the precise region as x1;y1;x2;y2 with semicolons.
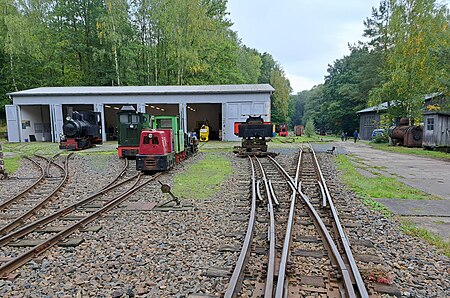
59;139;80;150
138;129;173;155
118;146;139;158
234;121;272;136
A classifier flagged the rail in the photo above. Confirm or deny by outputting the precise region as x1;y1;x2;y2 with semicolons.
268;154;357;297
311;147;369;298
274;148;302;297
0;172;161;278
224;156;257;298
0;153;72;236
0;156;45;211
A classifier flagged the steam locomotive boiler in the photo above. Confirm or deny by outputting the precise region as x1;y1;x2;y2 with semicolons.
59;111;102;150
389;118;423;147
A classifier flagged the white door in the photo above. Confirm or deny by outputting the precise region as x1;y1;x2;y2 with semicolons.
51;104;64;142
5;105;20;142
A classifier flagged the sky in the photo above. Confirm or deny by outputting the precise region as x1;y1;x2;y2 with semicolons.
227;0;382;94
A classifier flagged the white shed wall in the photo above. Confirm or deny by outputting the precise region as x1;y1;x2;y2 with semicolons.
8;86;272;142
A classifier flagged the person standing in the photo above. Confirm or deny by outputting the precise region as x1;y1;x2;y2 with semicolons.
353;130;359;142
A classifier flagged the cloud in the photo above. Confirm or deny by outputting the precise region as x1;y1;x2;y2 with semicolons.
286;73;322;94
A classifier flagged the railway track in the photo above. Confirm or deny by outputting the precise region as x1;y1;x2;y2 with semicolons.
0;154;71;234
225;146;370;297
0;156;161;278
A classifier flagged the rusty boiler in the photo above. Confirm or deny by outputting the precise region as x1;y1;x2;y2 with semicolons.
389;118;423;147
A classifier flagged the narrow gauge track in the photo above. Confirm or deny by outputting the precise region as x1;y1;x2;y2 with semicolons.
0;158;162;278
225;147;369;297
0;154;72;235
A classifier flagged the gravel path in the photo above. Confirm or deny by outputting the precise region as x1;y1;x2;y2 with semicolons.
0;150;448;297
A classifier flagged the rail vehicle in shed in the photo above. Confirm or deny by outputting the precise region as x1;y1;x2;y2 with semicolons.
233;115;276;157
136;115;198;171
59;111;102;150
117;106;150;158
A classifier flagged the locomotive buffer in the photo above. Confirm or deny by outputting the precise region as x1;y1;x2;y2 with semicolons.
233;115;277;157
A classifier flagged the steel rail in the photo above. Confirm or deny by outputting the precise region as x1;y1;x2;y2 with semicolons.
268;155;357;298
225;156;257;298
0;157;45;211
267;180;280;206
35;153;61;178
0;172;139;247
254;157;276;298
0;172;161;278
310;147;369;298
274;149;303;297
0;153;73;236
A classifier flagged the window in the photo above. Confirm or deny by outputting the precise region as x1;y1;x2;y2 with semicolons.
152;137;159;145
120;114;129;123
426;118;434;131
130;115;139;124
363;115;376;127
157;119;173;129
143;136;150;144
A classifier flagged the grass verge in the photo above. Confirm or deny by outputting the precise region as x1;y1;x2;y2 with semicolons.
172;153;232;200
336;154;437;202
336;154;449;255
401;220;450;257
368;143;450;161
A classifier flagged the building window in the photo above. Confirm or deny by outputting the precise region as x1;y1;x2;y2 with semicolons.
363;115;376;127
426;118;434;131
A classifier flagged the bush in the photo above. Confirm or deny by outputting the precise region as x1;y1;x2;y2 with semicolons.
305;119;315;137
372;133;389;143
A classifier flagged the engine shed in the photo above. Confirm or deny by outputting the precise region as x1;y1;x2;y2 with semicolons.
5;84;273;143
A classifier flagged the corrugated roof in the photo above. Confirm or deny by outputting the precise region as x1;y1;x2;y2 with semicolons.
357;102;390;114
7;84;275;97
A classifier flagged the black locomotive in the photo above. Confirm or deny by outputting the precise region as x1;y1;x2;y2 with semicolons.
233;115;275;157
59;111;102;150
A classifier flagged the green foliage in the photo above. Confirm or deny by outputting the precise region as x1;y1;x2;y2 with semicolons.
369;0;449;120
401;220;450;257
304;119;315;137
372;133;389;143
368;142;450;160
0;0;278;114
172;153;232;199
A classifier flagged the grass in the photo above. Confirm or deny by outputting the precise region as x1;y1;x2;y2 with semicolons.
368;142;450;160
172;153;232;200
0;141;118;175
336;154;438;201
401;220;450;257
336;153;449;255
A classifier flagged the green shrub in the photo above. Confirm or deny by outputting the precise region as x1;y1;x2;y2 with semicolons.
372;133;389;143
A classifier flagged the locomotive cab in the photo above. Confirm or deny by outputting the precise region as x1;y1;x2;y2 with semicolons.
136;129;175;171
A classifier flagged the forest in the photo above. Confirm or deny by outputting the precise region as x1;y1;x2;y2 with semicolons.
290;0;450;133
0;0;449;133
0;0;291;121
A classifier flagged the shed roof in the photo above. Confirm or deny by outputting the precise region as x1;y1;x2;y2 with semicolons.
357;102;390;114
7;84;275;97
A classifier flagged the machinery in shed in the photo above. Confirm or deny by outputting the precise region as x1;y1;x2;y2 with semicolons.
233;115;276;157
117;106;150;158
388;118;423;147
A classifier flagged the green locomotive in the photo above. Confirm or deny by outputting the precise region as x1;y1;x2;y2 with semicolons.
117;106;150;158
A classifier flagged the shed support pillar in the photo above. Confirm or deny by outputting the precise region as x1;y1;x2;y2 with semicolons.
94;103;105;142
179;103;187;133
137;103;146;113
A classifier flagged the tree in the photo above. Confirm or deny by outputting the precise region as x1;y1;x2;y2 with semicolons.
304;119;315;137
371;0;449;121
270;66;291;124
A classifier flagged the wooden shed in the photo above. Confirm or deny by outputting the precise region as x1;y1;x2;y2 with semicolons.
422;111;450;150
